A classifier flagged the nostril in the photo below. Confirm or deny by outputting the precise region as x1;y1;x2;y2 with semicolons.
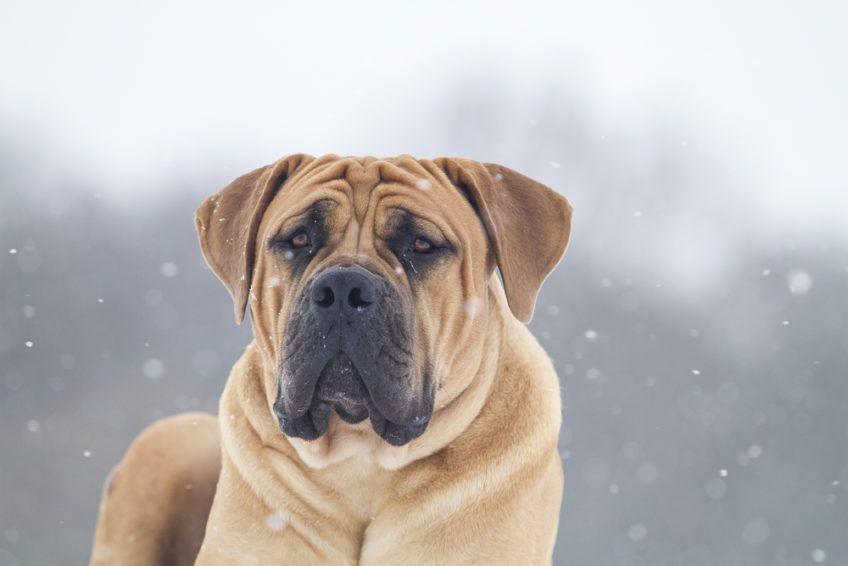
314;286;335;308
348;287;373;309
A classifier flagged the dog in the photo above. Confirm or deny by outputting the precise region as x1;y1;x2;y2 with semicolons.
90;154;572;565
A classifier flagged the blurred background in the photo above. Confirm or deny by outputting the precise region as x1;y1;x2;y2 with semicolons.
2;1;847;564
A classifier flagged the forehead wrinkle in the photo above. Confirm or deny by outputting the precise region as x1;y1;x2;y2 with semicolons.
343;160;382;224
387;157;462;197
276;160;352;209
374;158;424;186
269;183;348;226
374;189;471;243
387;158;476;211
271;154;482;258
292;155;435;201
293;155;346;186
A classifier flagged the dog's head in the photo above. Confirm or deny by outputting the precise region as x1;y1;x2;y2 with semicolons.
196;155;571;447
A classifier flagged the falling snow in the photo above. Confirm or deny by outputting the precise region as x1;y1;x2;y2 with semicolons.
143;358;165;379
463;297;482;318
787;269;813;295
265;511;288;532
627;523;647;542
812;549;827;563
2;73;847;566
160;262;179;277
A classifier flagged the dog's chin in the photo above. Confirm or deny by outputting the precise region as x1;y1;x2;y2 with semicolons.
274;352;430;447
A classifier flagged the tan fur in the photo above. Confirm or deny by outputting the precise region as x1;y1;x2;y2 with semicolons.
91;413;221;565
91;155;571;565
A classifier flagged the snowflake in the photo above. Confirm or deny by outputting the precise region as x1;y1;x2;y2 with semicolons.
266;511;288;532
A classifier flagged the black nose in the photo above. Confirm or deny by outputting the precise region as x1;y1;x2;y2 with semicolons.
310;266;380;318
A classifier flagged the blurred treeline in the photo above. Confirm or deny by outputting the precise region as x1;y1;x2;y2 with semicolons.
1;86;847;565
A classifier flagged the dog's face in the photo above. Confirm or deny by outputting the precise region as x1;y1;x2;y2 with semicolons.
196;155;571;448
251;158;493;446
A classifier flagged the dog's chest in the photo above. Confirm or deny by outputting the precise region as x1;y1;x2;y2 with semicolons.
313;456;393;522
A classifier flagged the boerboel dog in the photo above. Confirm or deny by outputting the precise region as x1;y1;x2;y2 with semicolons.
91;154;572;565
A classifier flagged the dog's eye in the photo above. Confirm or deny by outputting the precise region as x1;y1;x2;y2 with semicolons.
412;237;434;254
290;231;310;248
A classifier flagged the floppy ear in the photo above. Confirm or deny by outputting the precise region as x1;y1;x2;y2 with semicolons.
195;154;312;324
435;158;573;323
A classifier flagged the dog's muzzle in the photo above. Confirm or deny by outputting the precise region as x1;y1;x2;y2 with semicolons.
274;266;433;446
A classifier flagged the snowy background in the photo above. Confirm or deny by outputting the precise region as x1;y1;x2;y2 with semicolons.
2;1;848;564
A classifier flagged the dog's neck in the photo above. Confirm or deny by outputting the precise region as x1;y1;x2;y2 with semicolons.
219;284;509;478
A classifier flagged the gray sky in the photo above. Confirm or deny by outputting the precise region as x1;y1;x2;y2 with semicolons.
2;0;846;231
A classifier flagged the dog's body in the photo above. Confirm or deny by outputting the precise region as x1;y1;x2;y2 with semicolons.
92;155;571;565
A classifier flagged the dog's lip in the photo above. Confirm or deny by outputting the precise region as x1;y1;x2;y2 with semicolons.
368;409;431;446
280;350;421;425
333;404;369;424
277;394;430;446
277;371;321;419
275;349;431;444
275;401;332;441
275;350;369;420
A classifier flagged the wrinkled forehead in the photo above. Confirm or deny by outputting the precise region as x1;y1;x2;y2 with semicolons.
265;155;470;223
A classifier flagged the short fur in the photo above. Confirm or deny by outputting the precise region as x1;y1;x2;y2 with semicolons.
91;154;572;565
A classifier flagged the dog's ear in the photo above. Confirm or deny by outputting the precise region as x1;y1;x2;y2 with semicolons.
435;158;573;323
195;154;312;324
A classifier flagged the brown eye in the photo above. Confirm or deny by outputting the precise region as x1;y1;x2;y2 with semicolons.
412;237;433;254
290;231;310;248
